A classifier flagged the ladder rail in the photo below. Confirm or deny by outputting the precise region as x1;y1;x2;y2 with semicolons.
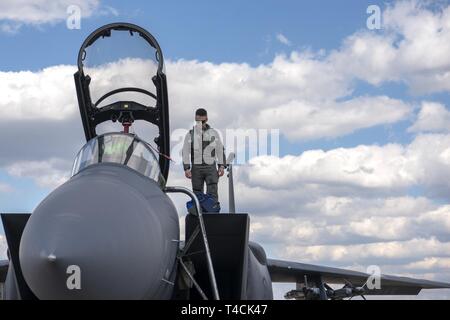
226;152;236;213
178;257;208;300
164;186;220;300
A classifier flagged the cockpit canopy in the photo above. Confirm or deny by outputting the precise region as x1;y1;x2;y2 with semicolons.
80;25;162;108
72;133;165;187
74;23;171;180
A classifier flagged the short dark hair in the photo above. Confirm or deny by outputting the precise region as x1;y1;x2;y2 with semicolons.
195;108;207;117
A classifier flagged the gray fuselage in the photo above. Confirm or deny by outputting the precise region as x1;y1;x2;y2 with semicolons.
19;163;179;299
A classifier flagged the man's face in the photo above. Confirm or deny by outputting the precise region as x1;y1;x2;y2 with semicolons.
195;115;208;128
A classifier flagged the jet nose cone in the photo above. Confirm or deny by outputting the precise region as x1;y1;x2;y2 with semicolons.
19;170;170;299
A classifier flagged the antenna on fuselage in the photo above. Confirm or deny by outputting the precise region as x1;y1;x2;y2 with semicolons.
227;152;236;213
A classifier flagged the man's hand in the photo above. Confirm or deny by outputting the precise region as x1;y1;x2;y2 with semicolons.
185;169;192;179
218;166;225;177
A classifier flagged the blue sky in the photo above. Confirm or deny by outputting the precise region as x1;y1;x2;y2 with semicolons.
1;0;450;299
0;0;374;209
2;0;448;204
1;0;386;70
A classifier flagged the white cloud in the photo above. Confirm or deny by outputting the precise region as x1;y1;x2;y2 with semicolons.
405;134;450;198
328;0;450;94
243;144;413;190
406;257;450;271
0;65;78;120
254;96;411;140
166;52;353;132
348;216;411;240
283;237;450;265
6;158;71;188
240;168;450;298
241;133;450;198
0;0;100;25
409;102;450;133
0;56;410;149
0;0;119;33
0;182;14;193
85;58;159;106
91;56;410;140
329;31;399;85
9;0;450;145
247;199;450;246
276;33;291;46
314;196;434;218
417;205;450;235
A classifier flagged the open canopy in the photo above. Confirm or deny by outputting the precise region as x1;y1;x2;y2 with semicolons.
79;24;162;108
74;23;170;180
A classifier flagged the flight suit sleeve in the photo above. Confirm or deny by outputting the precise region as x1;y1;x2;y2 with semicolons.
213;129;227;168
182;130;191;171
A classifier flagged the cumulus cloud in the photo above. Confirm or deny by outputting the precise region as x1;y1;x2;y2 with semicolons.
276;33;291;46
229;130;450;296
241;133;450;199
0;65;85;176
409;102;450;133
85;58;159;106
0;0;120;33
166;52;353;132
328;0;450;94
406;134;450;198
248;201;450;247
6;158;71;188
329;31;399;85
254;96;411;140
282;237;450;265
0;54;412;172
406;257;450;271
244;144;412;191
0;65;78;120
0;0;100;25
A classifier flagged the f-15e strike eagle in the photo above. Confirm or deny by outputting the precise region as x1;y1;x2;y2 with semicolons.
1;23;449;300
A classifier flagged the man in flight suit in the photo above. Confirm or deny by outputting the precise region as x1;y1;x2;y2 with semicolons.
182;108;226;202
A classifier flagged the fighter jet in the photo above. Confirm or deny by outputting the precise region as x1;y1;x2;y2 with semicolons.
1;23;449;300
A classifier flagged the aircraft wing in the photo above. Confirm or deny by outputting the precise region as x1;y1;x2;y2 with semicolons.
0;260;8;283
267;258;450;295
